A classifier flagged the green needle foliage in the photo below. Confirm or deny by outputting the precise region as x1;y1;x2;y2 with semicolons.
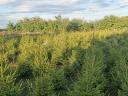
1;19;128;96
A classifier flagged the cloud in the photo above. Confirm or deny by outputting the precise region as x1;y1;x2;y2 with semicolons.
0;0;128;28
120;0;128;4
0;0;81;14
15;3;32;12
118;0;128;8
0;0;16;5
53;0;79;5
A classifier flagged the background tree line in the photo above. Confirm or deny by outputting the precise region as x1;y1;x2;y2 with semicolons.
7;15;128;33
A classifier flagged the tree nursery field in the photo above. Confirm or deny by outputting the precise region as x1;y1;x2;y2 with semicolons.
0;16;128;96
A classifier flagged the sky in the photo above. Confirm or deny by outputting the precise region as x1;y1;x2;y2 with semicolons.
0;0;128;28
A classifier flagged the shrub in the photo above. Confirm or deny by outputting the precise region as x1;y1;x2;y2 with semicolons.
31;76;54;96
52;69;68;96
68;47;106;96
66;21;82;32
16;63;34;80
0;79;22;96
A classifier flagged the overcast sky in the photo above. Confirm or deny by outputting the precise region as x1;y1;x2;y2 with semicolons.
0;0;128;28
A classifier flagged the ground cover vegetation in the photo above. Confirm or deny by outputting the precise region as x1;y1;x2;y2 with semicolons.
0;15;128;96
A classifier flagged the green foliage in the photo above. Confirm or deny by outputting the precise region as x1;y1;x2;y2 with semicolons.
95;15;128;30
6;15;128;34
0;79;22;96
52;69;68;96
7;22;15;33
68;47;106;96
0;53;22;96
66;20;82;32
16;63;34;80
1;29;128;96
31;76;54;96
